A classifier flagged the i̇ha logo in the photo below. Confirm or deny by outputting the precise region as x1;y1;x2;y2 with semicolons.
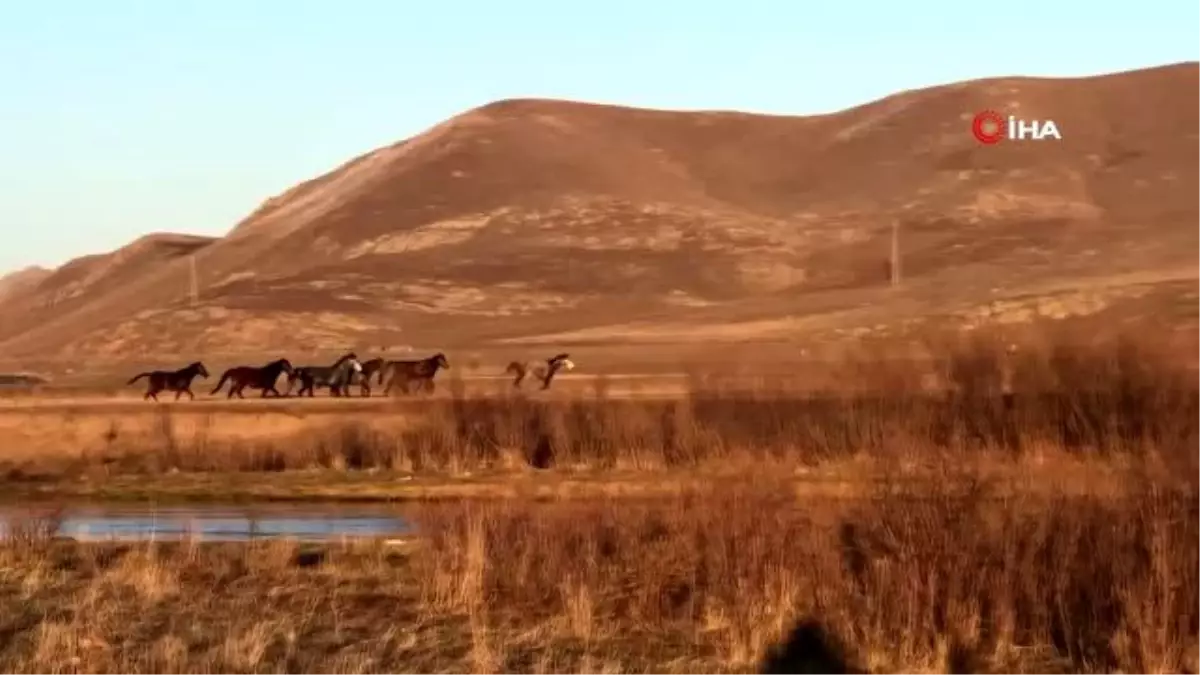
971;110;1062;144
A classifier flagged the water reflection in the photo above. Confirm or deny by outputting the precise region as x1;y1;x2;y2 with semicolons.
0;503;413;542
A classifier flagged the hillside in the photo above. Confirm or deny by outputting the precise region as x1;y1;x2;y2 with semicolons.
0;61;1196;369
0;266;51;303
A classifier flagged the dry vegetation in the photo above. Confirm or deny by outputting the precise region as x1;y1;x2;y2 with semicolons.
0;331;1196;673
0;474;1196;673
0;332;1195;501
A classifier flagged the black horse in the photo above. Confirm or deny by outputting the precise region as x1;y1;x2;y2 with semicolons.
382;352;450;395
127;361;210;401
210;358;293;399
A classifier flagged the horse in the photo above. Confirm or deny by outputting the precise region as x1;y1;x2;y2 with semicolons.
127;361;210;401
210;358;293;399
505;353;575;390
356;357;388;397
288;352;363;397
382;352;450;396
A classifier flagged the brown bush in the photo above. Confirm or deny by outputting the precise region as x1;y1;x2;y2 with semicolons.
406;475;1198;673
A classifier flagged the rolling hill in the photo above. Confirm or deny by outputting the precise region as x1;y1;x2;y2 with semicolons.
0;266;52;304
1;61;1196;371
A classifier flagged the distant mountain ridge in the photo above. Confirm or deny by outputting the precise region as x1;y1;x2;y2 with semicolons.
0;61;1195;365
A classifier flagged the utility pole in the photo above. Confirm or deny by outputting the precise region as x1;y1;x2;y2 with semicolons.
889;219;901;288
189;256;199;306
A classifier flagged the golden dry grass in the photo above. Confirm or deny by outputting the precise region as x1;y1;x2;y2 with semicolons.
0;473;1195;673
0;331;1195;503
0;331;1195;673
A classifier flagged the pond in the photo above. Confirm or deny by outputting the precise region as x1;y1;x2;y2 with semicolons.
0;503;414;542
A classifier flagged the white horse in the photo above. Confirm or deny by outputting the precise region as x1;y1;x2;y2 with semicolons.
505;353;575;390
288;352;364;397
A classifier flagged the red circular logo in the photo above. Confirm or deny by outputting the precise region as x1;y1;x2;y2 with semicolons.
971;110;1006;144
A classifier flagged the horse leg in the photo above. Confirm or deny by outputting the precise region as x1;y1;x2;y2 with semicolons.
389;375;410;396
175;389;183;401
186;388;195;401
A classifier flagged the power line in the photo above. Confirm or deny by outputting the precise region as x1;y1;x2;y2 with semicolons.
189;256;199;306
889;219;901;287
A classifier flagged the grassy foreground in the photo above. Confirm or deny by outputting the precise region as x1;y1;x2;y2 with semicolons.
1;475;1196;674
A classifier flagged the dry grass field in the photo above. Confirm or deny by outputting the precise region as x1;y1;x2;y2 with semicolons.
1;331;1195;501
0;330;1196;673
1;472;1195;673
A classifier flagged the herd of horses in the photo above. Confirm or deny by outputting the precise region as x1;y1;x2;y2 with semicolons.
125;351;576;402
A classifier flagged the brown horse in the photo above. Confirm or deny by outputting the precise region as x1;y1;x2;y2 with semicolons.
127;361;210;401
505;353;575;390
210;358;293;399
357;357;387;397
382;352;450;395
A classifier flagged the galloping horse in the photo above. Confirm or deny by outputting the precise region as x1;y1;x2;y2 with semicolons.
210;358;293;399
288;352;363;397
505;353;575;390
356;357;388;397
382;352;450;395
127;361;210;401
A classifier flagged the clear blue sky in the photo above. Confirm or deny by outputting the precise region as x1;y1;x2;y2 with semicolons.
1;0;1197;273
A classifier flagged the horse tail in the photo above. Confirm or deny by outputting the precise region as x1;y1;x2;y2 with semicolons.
210;370;234;394
127;372;151;386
